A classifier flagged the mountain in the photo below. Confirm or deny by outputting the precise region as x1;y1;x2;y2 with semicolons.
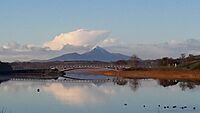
49;46;130;62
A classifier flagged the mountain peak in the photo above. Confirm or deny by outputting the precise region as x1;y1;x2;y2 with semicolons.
90;46;109;54
91;46;104;50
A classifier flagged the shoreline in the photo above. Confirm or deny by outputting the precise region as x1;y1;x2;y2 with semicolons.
88;69;200;81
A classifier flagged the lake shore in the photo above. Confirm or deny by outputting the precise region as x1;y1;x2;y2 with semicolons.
88;69;200;80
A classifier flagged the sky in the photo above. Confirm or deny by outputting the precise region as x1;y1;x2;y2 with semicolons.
0;0;200;62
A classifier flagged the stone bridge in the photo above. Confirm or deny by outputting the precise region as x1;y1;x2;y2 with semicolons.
53;64;127;72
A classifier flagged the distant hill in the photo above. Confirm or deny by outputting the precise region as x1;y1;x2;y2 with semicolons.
48;46;130;62
29;59;47;62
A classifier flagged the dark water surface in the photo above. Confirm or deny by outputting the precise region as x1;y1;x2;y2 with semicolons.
0;73;200;113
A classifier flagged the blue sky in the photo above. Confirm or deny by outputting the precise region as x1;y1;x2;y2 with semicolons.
1;0;200;61
0;0;200;45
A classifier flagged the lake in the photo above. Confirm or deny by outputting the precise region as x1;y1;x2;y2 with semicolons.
0;73;200;113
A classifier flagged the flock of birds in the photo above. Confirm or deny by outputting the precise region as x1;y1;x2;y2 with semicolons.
123;103;197;112
142;104;196;110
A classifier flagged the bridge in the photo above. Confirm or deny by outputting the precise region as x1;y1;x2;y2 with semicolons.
53;64;128;72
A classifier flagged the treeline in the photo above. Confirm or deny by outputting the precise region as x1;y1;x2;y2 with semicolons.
113;54;200;70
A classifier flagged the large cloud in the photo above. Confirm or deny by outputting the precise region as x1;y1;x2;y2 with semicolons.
44;29;110;50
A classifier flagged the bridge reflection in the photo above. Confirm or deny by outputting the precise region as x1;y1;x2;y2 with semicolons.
1;74;200;92
10;78;115;83
0;73;120;83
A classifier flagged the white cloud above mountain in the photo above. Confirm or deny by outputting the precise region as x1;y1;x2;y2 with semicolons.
43;29;110;50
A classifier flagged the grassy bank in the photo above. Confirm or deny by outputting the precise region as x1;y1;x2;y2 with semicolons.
178;60;200;70
89;69;200;81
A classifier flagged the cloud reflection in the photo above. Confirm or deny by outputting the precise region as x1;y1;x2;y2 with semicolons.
0;81;115;105
0;81;47;92
43;83;115;105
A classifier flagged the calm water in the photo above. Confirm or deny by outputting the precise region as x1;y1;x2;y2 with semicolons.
1;74;200;113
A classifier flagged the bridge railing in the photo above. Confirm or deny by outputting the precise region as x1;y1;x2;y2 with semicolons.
54;65;127;71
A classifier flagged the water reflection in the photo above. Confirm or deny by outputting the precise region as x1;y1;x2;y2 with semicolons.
112;78;200;92
129;79;141;92
179;81;197;91
113;78;141;92
1;77;200;113
158;80;179;87
0;80;49;92
157;79;200;91
43;83;115;105
2;77;200;93
0;80;115;106
113;78;128;86
0;74;12;84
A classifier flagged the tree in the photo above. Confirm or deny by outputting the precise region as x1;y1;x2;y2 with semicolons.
180;53;186;64
188;54;195;62
129;55;140;68
181;53;186;59
159;57;174;67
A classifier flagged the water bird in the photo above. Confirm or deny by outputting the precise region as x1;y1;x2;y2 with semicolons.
143;105;146;108
164;106;166;109
172;106;176;108
193;107;196;110
124;104;127;106
37;88;40;92
167;106;169;108
158;105;161;107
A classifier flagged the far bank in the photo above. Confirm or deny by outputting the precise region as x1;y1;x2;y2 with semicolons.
89;69;200;81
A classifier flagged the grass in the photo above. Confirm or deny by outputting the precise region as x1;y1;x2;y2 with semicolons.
89;68;200;81
178;60;200;70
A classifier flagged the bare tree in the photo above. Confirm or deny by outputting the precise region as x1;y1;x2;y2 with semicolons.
129;54;140;68
188;54;195;62
181;53;186;59
180;53;186;64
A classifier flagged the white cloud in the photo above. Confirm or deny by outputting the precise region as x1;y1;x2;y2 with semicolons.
44;29;110;50
97;38;124;47
0;42;53;62
100;39;200;59
61;44;90;54
129;39;200;59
